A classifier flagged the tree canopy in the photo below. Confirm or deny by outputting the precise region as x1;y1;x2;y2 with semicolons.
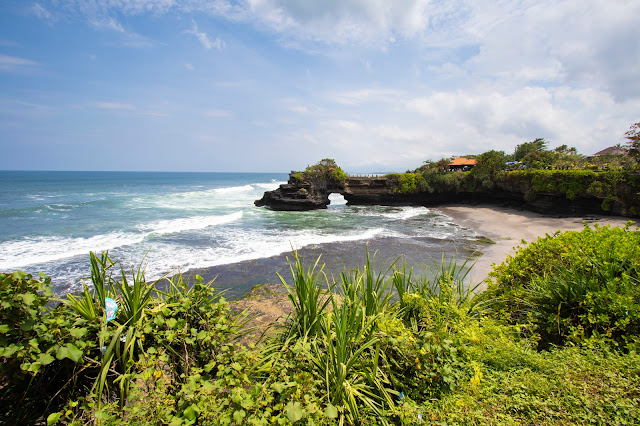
625;121;640;163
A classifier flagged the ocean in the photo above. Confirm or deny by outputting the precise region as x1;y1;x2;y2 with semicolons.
0;171;481;299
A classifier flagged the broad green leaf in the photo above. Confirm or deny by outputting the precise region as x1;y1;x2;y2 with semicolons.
0;324;9;333
39;352;56;365
324;404;338;418
233;410;246;424
69;328;88;339
12;271;28;280
46;412;62;426
0;344;20;357
183;404;199;421
21;319;35;332
285;402;304;423
168;418;182;426
166;318;178;329
20;293;37;306
56;343;83;363
27;361;42;373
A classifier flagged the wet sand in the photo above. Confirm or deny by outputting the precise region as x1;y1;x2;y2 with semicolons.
437;205;636;288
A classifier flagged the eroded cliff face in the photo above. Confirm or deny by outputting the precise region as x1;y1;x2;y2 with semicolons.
255;172;640;217
254;173;336;211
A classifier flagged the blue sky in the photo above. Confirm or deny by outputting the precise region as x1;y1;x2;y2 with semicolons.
1;0;639;173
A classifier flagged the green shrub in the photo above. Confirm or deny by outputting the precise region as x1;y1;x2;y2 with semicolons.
386;173;428;194
0;271;98;423
297;158;348;190
486;223;640;350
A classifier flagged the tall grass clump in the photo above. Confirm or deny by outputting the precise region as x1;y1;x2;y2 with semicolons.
309;299;393;424
339;249;395;317
277;250;332;340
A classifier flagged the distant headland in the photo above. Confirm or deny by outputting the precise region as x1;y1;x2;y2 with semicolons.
256;128;640;217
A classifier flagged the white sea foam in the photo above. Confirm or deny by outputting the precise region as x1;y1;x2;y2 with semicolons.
0;232;146;270
211;184;254;194
355;206;430;220
253;182;286;190
139;227;385;281
0;212;244;270
143;211;243;235
132;181;282;211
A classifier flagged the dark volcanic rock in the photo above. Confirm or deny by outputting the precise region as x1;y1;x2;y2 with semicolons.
254;183;330;211
254;173;334;211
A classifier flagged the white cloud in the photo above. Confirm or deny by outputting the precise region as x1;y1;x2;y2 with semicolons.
203;109;232;118
321;119;362;132
115;32;158;48
32;3;56;22
89;102;135;110
277;82;640;171
244;0;454;45
0;55;39;72
87;15;159;48
374;125;426;142
186;21;224;50
185;63;195;71
454;1;640;100
90;17;125;32
328;88;403;105
290;105;310;114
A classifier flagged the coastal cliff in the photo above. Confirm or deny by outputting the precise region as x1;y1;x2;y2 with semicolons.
256;171;640;217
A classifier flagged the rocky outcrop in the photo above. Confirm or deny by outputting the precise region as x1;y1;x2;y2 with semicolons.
254;183;329;210
254;173;335;211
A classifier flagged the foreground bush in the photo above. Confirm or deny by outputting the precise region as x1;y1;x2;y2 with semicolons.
486;223;640;350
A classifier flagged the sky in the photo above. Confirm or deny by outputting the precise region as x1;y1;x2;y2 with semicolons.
1;0;639;173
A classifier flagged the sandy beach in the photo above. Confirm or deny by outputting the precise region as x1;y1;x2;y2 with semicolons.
438;205;637;288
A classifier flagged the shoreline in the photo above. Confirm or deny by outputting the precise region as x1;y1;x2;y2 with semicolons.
437;204;636;288
193;205;637;341
187;205;636;300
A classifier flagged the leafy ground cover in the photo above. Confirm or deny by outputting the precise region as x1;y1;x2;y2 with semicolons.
1;225;640;425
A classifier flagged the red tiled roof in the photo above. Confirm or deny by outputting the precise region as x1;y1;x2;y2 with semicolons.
592;146;626;156
449;157;477;166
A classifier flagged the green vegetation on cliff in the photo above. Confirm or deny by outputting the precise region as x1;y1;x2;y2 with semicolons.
383;123;640;215
2;223;640;424
292;158;347;190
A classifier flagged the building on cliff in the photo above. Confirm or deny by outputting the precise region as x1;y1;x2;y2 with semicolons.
448;157;477;171
588;146;627;159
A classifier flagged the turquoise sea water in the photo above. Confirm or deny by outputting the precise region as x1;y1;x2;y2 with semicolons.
0;171;478;297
